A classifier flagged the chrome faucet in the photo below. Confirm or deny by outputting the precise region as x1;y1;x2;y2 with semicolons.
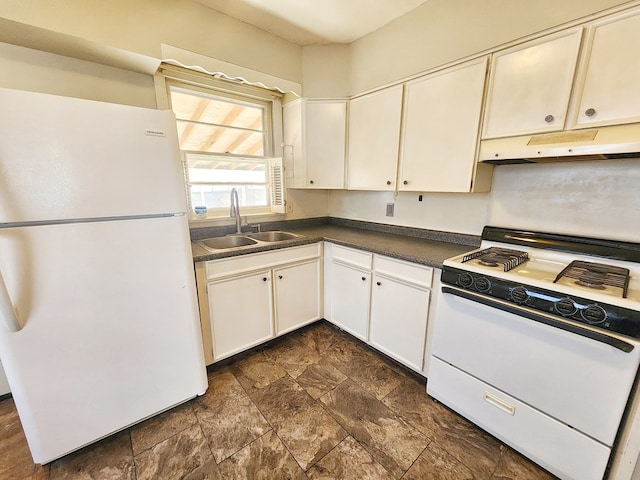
230;188;242;234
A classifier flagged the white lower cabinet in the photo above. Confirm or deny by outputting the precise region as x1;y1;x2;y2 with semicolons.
328;261;371;342
198;240;435;372
324;242;434;373
370;273;431;372
208;270;274;361
200;243;322;363
274;260;321;335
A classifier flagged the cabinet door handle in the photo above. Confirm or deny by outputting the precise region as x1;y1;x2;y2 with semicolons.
376;281;382;286
403;180;408;185
361;276;366;281
278;275;283;280
309;180;314;185
262;277;268;282
585;108;596;117
386;180;391;185
544;114;554;123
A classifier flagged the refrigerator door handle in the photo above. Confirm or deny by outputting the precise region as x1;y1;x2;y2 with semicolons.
0;270;21;332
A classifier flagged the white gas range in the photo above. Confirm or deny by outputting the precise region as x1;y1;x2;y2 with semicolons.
427;226;640;480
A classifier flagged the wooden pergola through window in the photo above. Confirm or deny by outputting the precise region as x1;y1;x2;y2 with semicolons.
170;86;267;171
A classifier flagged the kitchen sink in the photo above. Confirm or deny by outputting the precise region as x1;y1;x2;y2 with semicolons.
246;231;300;242
197;231;303;253
200;236;258;250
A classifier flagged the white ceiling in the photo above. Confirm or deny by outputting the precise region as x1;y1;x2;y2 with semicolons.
194;0;431;45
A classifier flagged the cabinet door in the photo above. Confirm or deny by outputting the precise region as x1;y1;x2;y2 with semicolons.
369;275;430;372
399;57;488;192
282;100;305;188
208;270;273;361
482;28;583;138
328;262;371;341
305;100;347;189
347;85;403;190
572;9;640;128
274;259;321;335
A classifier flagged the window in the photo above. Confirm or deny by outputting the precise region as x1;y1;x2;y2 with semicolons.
164;75;284;219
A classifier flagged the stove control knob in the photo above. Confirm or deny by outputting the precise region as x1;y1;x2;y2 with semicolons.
554;298;577;317
458;273;473;288
581;304;607;324
511;286;529;304
475;277;491;292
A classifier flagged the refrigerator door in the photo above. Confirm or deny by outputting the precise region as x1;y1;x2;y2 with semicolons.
0;215;207;463
0;87;187;224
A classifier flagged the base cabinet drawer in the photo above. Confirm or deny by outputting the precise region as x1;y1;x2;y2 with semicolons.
427;357;610;480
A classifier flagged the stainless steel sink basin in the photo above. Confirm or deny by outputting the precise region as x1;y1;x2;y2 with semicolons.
197;231;304;253
200;236;258;249
246;231;300;242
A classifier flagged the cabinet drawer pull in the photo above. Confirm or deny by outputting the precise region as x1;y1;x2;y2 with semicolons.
309;180;314;184
483;391;515;416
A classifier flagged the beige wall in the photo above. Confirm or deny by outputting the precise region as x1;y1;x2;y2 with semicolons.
302;45;350;98
348;0;634;95
0;0;302;85
0;42;156;107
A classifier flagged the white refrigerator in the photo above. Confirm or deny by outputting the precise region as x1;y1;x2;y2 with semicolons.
0;88;208;463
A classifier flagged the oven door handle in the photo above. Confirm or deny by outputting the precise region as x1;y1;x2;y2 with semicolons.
441;286;635;353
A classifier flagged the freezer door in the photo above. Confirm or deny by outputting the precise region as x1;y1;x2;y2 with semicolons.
0;215;207;463
0;88;186;224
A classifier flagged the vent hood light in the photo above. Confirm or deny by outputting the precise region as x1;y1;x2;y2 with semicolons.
479;123;640;165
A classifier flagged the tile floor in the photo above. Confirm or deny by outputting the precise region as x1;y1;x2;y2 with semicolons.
0;321;557;480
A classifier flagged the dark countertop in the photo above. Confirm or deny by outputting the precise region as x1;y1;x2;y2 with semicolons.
191;220;480;269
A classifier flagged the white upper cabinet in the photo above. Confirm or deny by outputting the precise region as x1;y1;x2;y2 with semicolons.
571;9;640;129
399;57;489;192
282;99;346;189
482;28;583;138
347;85;403;190
305;100;347;188
282;99;304;188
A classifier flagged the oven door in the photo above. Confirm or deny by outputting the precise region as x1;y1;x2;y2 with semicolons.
430;285;640;445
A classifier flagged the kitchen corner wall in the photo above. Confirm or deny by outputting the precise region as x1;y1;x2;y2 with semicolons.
304;0;640;241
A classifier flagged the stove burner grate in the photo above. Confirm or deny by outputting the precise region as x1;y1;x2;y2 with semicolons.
462;247;529;272
554;261;630;298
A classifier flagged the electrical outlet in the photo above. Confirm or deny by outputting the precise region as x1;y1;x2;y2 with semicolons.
386;202;394;217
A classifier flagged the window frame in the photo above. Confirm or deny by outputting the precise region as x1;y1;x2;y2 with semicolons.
155;65;285;221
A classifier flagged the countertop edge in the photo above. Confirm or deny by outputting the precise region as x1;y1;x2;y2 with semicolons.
191;224;478;268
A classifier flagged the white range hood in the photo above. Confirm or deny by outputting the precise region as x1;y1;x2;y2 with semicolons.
479;123;640;164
